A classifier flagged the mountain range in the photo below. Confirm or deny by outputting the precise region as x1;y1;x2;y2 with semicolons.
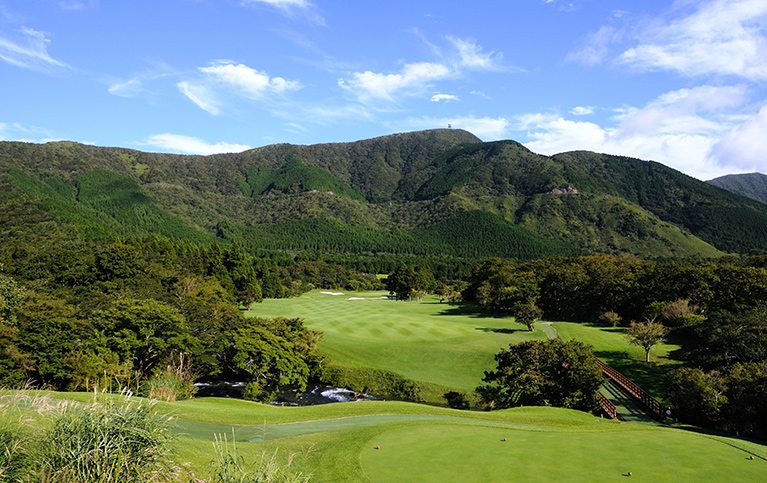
3;128;767;261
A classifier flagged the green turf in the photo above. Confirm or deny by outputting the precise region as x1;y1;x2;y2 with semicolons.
247;290;547;396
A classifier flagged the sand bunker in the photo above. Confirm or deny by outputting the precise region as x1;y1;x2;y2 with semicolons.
320;291;345;296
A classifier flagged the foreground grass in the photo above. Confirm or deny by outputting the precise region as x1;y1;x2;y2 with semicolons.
5;391;766;482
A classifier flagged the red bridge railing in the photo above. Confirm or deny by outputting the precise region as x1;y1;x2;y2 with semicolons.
596;359;665;419
598;392;617;419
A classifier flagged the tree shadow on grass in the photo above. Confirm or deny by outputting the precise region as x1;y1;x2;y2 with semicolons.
474;327;524;334
595;349;673;396
435;302;508;319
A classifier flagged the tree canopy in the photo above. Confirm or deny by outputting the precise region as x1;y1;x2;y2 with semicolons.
477;339;604;412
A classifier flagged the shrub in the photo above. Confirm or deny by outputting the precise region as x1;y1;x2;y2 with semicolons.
443;391;470;410
597;311;622;327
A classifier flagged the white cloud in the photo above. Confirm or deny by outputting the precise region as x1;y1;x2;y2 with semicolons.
177;81;221;115
401;116;509;140
708;103;767;173
618;0;767;80
0;27;66;71
339;62;451;103
144;134;251;155
339;36;503;105
431;94;459;103
200;62;301;97
178;61;301;114
570;106;594;115
518;85;763;180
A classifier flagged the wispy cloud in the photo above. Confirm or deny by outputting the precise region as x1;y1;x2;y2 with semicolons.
619;0;767;80
338;36;503;104
178;61;302;115
58;0;99;10
567;26;623;66
177;81;221;115
240;0;325;25
0;121;60;143
518;85;761;180
106;68;172;98
431;94;459;103
143;133;251;155
0;27;67;71
446;36;503;71
570;106;594;115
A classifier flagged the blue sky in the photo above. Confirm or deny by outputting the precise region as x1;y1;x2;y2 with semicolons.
1;0;766;180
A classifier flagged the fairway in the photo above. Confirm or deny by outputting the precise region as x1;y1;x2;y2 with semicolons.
247;290;547;393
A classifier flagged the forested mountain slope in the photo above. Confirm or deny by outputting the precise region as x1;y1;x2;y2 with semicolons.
708;172;767;205
3;129;765;259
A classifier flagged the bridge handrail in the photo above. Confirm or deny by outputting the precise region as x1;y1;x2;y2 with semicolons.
598;392;617;419
595;359;665;418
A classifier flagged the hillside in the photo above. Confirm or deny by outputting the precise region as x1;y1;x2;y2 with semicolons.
4;128;767;260
708;172;767;204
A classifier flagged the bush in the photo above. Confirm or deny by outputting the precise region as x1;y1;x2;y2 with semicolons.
597;311;622;327
443;391;470;410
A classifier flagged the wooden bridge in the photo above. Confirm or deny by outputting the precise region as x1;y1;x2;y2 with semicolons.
596;359;666;420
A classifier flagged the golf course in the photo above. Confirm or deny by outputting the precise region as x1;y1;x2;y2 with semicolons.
4;290;766;481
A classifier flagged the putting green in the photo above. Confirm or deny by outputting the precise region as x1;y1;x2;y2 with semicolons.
361;423;766;482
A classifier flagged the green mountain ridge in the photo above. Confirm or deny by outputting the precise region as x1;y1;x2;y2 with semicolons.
2;128;764;260
708;172;767;205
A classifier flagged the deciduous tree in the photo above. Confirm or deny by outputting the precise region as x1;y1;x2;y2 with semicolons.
626;320;667;363
477;339;603;412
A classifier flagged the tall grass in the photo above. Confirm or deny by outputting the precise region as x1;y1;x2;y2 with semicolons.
208;433;311;483
142;353;198;403
0;390;182;482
